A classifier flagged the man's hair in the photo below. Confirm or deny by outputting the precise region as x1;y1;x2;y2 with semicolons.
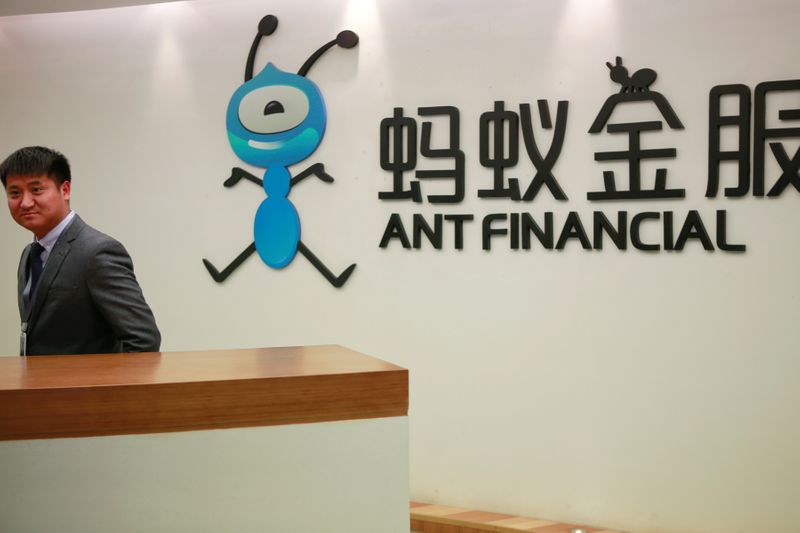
0;146;72;187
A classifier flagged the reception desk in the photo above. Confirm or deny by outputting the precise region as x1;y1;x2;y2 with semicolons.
0;345;409;533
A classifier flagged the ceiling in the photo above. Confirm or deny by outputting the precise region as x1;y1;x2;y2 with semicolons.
0;0;183;17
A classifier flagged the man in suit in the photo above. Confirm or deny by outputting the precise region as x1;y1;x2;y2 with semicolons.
1;146;160;355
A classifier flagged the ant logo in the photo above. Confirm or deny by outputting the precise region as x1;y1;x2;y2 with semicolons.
606;56;656;93
589;56;683;134
203;15;358;288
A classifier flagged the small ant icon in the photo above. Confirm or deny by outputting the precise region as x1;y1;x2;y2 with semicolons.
203;15;358;288
606;56;656;93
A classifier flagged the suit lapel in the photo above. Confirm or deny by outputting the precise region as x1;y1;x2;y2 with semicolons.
26;215;86;325
18;244;31;319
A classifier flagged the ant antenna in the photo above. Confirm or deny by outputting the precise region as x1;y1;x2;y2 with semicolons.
606;56;623;70
245;15;279;82
297;31;359;78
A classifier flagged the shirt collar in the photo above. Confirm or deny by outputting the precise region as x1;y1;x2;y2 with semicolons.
34;210;76;254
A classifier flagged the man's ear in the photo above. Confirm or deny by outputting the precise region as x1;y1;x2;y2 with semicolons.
61;180;71;201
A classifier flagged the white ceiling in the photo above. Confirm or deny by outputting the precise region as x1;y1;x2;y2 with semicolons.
0;0;183;17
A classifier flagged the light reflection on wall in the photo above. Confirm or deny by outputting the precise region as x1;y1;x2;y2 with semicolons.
140;1;197;114
558;0;620;44
343;0;383;63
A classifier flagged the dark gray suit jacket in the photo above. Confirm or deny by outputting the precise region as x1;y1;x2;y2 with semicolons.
17;215;161;355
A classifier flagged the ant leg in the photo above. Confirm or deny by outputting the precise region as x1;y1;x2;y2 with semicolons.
290;162;334;187
296;241;356;288
225;167;264;187
203;243;257;283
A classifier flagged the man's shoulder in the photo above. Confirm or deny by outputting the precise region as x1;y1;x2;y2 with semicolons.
70;217;124;249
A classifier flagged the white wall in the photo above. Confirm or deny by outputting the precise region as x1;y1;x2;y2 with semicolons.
1;1;799;532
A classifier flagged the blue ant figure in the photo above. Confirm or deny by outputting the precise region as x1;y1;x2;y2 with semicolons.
203;15;358;287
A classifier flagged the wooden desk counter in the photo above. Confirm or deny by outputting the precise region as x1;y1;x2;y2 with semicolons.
0;345;408;441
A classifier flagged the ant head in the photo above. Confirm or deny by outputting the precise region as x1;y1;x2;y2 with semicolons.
226;63;326;168
606;56;628;84
225;15;358;169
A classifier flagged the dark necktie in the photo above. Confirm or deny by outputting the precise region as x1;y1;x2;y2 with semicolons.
28;242;45;305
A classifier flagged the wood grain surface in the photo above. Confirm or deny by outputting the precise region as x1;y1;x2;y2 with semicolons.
0;345;407;440
410;502;624;533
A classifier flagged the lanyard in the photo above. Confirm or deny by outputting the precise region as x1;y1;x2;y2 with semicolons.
20;321;28;356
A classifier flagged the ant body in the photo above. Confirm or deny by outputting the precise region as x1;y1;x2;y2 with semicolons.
606;56;656;93
203;15;358;288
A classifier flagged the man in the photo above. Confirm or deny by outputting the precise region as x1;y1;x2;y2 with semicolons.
1;146;160;355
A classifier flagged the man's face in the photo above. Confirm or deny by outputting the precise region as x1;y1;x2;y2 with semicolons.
5;174;71;239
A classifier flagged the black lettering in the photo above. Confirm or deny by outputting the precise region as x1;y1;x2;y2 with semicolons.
416;106;466;203
630;212;661;251
593;211;627;250
521;212;553;249
663;211;674;251
556;212;591;250
482;213;508;250
766;142;800;196
674;210;714;251
379;108;421;201
707;84;751;197
379;213;411;249
443;214;474;250
510;213;520;249
412;214;443;249
519;100;569;201
754;79;800;196
478;101;521;200
716;210;746;252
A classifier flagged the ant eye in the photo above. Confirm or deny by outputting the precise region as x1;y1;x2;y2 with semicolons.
239;85;309;134
263;101;284;116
